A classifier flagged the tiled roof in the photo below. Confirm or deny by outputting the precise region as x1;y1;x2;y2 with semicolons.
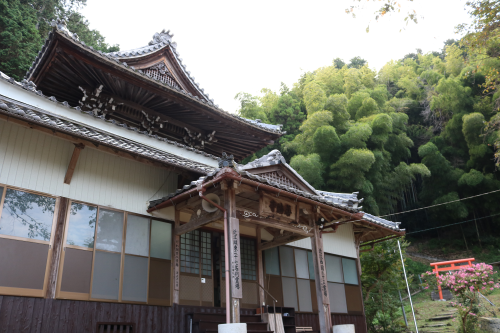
25;21;283;135
147;150;403;233
240;150;316;193
362;213;402;232
107;29;211;104
0;72;218;174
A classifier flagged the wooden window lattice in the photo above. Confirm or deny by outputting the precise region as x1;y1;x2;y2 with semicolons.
259;172;299;190
144;63;181;90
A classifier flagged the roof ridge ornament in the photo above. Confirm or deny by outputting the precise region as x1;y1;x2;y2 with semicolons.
50;19;79;40
149;29;174;46
218;152;234;168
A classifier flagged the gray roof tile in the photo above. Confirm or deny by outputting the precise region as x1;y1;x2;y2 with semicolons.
0;72;217;174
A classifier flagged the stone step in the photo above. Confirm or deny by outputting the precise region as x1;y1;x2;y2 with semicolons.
422;323;449;328
428;315;454;321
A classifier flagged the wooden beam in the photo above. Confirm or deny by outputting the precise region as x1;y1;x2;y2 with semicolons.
64;143;85;184
174;209;223;235
96;90;206;135
237;211;313;237
259;234;308;251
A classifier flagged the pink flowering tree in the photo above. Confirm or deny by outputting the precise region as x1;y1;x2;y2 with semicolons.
422;263;500;333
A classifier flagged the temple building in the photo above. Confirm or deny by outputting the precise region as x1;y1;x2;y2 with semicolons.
0;20;404;333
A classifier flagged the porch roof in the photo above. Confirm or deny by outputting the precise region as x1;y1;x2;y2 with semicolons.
147;151;404;241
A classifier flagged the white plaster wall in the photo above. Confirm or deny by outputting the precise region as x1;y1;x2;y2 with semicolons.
0;80;219;169
0;119;178;218
286;223;357;258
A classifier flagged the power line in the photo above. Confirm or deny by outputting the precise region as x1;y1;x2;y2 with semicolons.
378;189;500;219
406;212;500;235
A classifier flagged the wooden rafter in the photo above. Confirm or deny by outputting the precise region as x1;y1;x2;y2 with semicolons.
64;143;85;184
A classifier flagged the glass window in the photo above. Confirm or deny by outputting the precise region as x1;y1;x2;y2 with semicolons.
241;237;256;280
297;278;313;312
180;230;199;274
125;215;150;256
201;231;212;277
0;188;55;241
325;254;343;283
282;277;298;311
264;247;280;276
279;246;295;277
328;282;347;313
150;220;172;260
294;249;309;279
60;248;93;294
95;209;124;252
307;251;315;280
91;251;121;300
66;203;96;248
122;255;149;302
58;201;174;306
342;258;359;285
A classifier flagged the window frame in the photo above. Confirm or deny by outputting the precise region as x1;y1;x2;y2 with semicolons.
0;183;59;298
264;244;363;315
56;199;173;305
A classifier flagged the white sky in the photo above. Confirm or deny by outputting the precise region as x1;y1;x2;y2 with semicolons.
81;0;471;113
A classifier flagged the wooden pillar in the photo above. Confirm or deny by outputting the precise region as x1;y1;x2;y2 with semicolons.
310;216;332;333
355;233;362;276
47;197;69;298
172;209;180;304
256;226;265;308
224;181;242;323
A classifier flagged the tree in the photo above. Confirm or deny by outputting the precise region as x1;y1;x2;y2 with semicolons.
235;92;269;122
0;0;42;80
345;0;419;32
361;238;410;333
66;12;119;52
333;57;346;69
348;56;367;69
0;0;119;80
303;81;326;114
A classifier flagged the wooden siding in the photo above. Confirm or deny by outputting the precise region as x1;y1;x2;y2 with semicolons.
0;296;255;333
286;224;357;258
295;313;367;333
0;120;178;217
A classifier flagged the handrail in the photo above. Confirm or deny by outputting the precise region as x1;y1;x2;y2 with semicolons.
256;282;277;332
257;282;277;302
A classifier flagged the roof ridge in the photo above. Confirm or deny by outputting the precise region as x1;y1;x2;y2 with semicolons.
25;22;283;135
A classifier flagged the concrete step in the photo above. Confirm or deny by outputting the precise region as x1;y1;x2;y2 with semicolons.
199;320;268;331
193;313;262;323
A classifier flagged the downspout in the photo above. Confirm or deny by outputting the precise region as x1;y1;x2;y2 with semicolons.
198;189;230;324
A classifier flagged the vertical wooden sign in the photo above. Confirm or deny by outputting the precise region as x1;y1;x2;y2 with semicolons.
310;223;332;332
174;237;180;291
316;245;329;304
229;217;242;299
172;210;180;304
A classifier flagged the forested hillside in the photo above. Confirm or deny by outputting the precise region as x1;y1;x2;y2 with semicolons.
0;0;118;81
236;37;500;252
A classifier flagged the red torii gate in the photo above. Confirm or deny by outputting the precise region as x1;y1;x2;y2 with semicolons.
430;258;475;300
